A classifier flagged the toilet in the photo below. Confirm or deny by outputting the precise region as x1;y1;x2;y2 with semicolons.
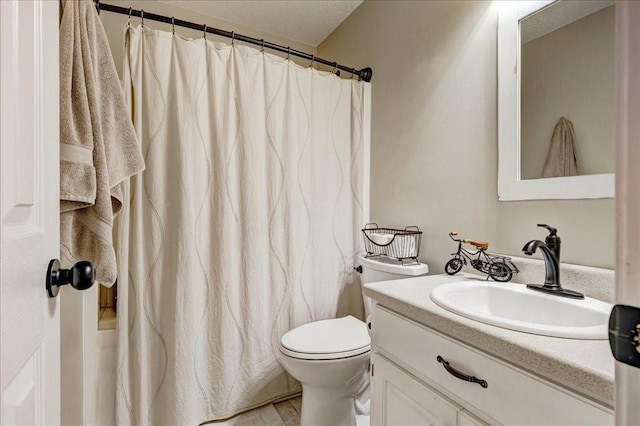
278;256;428;426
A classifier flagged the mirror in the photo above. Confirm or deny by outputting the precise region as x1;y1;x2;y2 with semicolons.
498;0;615;200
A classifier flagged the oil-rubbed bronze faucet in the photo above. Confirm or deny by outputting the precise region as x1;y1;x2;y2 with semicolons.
522;224;584;299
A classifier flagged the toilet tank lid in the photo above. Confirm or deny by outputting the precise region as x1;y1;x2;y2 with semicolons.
281;316;370;355
359;256;429;276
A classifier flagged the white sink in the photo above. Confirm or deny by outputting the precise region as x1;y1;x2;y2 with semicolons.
430;280;612;340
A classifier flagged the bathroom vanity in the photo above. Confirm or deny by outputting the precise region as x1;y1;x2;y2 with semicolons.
365;274;614;426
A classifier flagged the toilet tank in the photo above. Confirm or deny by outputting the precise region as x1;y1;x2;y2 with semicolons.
359;256;428;320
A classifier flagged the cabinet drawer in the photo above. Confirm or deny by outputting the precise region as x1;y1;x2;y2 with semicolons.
373;305;613;426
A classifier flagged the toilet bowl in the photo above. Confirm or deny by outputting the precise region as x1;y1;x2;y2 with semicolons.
278;316;370;426
278;256;428;426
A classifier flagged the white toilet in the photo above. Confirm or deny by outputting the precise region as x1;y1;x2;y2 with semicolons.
278;256;428;426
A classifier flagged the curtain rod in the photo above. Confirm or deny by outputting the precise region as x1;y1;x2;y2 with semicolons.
95;1;373;82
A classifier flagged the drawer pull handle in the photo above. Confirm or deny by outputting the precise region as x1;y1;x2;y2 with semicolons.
437;355;488;389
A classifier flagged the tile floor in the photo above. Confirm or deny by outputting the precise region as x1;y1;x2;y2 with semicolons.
273;397;302;426
207;396;302;426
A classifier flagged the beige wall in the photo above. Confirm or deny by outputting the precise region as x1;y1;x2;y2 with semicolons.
318;0;614;270
521;5;615;179
100;0;316;78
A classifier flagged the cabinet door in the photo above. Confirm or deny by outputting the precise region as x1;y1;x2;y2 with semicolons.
371;354;459;426
458;410;489;426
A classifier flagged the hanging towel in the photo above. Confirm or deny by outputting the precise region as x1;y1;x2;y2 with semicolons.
541;116;583;178
59;0;144;287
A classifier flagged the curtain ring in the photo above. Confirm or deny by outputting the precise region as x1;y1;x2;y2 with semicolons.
203;24;207;39
140;9;144;27
287;47;291;61
310;55;315;68
127;7;132;28
260;39;265;53
172;16;175;34
231;31;235;46
351;68;356;80
332;62;338;74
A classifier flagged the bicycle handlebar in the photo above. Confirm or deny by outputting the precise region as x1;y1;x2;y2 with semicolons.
449;232;484;249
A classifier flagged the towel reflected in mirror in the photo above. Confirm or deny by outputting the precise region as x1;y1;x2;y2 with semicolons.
542;116;583;178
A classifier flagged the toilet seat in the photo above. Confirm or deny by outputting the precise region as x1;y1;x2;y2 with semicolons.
280;316;371;360
280;344;370;360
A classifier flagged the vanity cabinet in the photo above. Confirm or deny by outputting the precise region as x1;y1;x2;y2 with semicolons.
370;305;614;426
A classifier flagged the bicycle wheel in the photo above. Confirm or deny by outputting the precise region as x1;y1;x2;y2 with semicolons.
445;258;463;275
489;262;512;282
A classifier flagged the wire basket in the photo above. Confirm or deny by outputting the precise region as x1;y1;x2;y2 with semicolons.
362;223;422;263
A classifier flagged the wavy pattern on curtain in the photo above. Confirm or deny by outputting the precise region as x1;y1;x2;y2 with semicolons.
115;26;365;425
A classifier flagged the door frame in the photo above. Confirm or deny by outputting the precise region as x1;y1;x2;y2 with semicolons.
614;1;640;424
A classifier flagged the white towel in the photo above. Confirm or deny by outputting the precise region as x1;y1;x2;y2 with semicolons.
542;116;583;178
394;234;417;257
59;0;144;286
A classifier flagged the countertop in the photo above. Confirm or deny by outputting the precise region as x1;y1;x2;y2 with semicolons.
363;273;615;408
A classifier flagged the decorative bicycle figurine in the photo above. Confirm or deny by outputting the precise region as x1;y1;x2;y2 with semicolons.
444;231;518;282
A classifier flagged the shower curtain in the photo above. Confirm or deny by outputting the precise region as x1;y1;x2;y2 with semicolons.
115;26;366;425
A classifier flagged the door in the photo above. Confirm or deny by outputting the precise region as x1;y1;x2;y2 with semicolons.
1;1;60;425
370;354;459;426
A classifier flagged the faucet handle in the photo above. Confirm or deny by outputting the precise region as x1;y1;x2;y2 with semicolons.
537;224;557;236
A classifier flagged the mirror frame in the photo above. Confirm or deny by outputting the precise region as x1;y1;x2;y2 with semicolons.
497;0;615;201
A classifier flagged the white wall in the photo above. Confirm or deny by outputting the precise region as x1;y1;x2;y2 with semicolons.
521;5;615;180
318;0;615;271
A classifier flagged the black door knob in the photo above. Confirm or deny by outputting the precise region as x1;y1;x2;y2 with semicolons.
46;259;96;298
